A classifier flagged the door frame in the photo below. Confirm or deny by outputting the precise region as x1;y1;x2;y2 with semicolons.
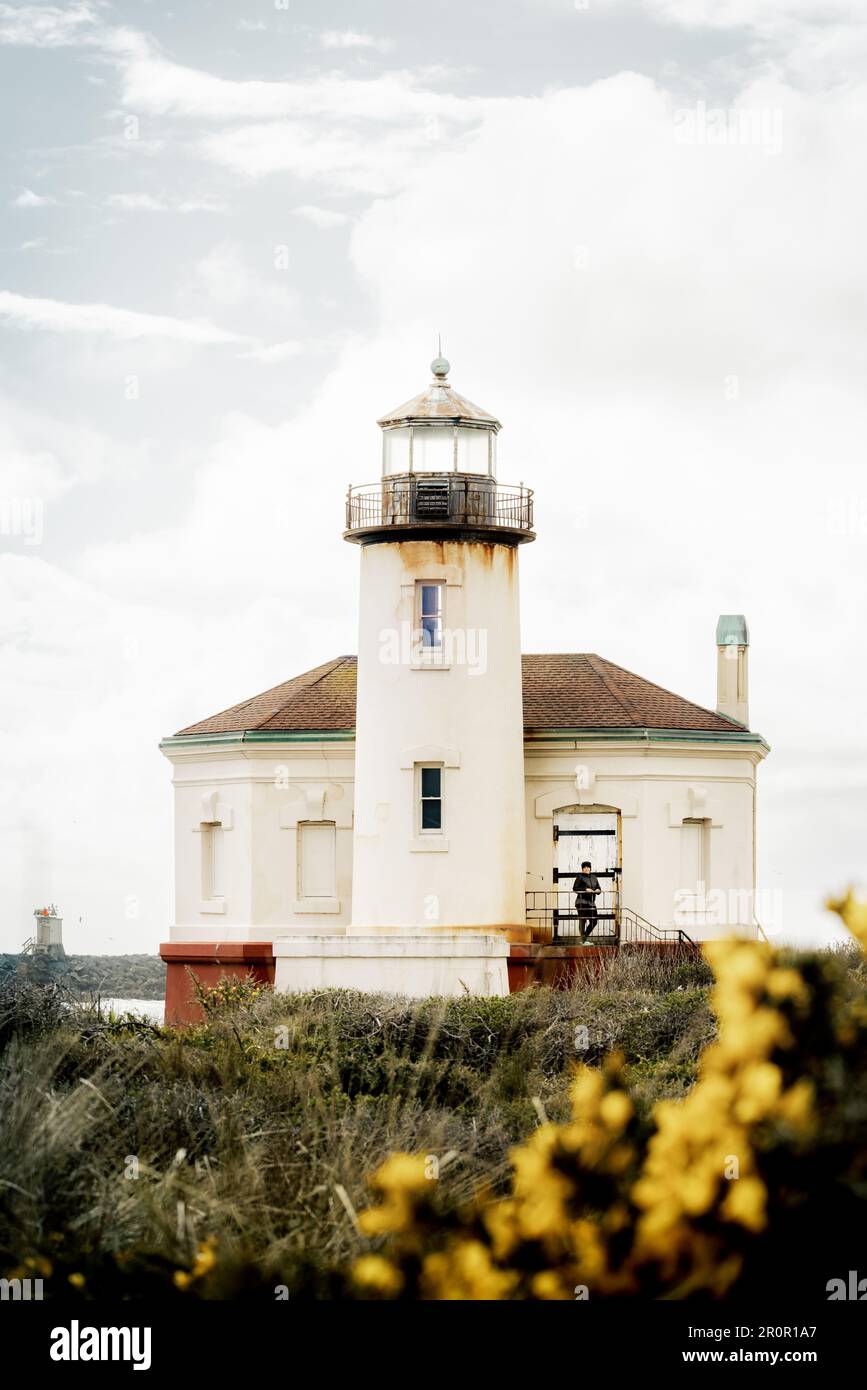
551;803;623;938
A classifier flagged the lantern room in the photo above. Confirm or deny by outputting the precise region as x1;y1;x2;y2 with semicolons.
344;352;534;545
377;352;500;476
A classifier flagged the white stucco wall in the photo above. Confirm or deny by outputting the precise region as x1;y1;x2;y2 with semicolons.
164;730;765;945
165;742;355;943
349;538;528;929
525;740;765;938
273;932;509;997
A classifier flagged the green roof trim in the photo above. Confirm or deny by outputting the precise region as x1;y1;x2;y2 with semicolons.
160;729;357;751
162;725;769;753
525;726;770;751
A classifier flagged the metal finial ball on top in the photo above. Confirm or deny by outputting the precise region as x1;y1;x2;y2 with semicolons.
430;333;450;379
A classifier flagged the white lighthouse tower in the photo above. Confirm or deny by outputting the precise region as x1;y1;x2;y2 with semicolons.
337;350;535;992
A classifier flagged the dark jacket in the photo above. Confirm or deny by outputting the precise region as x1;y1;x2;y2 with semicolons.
573;872;601;908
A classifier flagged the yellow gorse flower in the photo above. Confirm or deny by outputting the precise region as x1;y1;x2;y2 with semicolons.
173;1235;218;1291
351;901;867;1299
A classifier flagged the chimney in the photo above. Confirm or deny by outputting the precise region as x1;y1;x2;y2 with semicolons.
716;615;749;726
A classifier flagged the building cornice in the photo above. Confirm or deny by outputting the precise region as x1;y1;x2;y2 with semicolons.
524;726;770;753
161;724;769;759
161;729;356;752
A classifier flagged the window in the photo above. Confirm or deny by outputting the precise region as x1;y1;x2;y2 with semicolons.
297;821;337;899
202;822;225;900
680;818;710;912
419;766;443;832
417;582;444;654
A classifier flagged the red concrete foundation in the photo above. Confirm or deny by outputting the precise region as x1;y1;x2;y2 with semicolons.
508;940;700;991
160;942;276;1026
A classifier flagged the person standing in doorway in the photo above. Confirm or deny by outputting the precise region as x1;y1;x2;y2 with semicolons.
573;860;601;944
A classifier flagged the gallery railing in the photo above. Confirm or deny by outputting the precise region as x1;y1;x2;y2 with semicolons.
345;476;534;536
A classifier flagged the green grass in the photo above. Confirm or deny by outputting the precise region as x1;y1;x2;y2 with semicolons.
0;947;861;1299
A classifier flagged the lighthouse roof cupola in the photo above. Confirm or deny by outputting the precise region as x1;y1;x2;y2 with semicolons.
377;352;502;477
344;350;534;546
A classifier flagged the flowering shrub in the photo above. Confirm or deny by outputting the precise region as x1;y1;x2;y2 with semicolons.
190;970;268;1016
352;897;867;1299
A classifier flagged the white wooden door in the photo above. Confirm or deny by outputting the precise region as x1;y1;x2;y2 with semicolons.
553;811;620;932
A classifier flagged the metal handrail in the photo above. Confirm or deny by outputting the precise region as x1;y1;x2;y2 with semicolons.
345;476;534;534
619;908;695;947
525;892;696;948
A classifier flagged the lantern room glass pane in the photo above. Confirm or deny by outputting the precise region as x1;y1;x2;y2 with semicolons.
411;424;453;472
383;427;411;475
456;426;491;475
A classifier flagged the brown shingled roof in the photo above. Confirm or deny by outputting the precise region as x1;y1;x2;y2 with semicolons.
175;656;358;736
521;654;741;732
175;653;745;737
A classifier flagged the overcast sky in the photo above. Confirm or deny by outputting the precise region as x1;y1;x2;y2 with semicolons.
1;0;865;954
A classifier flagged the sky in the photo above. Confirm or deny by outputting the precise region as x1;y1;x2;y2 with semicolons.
0;0;865;955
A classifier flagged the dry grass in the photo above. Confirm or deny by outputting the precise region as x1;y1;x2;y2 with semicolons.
0;949;862;1298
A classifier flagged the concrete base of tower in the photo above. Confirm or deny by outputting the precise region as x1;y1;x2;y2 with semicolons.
344;922;532;943
273;931;509;997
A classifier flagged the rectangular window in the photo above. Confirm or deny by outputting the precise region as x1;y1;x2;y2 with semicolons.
202;823;225;900
297;821;337;899
419;766;443;832
417;581;444;653
680;818;709;914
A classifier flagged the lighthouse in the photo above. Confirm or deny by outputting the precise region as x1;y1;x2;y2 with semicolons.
162;349;770;1018
333;350;534;989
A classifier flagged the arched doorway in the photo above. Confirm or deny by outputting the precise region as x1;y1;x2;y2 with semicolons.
552;805;622;941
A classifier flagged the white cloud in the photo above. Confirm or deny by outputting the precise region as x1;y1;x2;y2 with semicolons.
190;241;298;315
640;0;864;30
198;118;472;195
106;192;225;213
638;0;867;83
12;187;55;207
0;290;248;344
319;30;392;52
238;340;303;364
0;1;97;47
293;204;352;229
3;10;866;953
0;393;149;500
105;192;170;211
118;56;475;124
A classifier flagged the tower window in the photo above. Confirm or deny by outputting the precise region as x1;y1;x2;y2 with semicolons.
418;582;444;652
419;766;443;832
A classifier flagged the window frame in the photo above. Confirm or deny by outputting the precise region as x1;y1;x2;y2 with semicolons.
679;816;711;920
415;580;445;664
418;763;444;835
296;819;338;902
200;820;225;907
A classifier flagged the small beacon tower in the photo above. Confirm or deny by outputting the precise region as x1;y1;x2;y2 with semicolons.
342;352;535;993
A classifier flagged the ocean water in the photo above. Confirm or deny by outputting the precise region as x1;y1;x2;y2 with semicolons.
100;998;165;1023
